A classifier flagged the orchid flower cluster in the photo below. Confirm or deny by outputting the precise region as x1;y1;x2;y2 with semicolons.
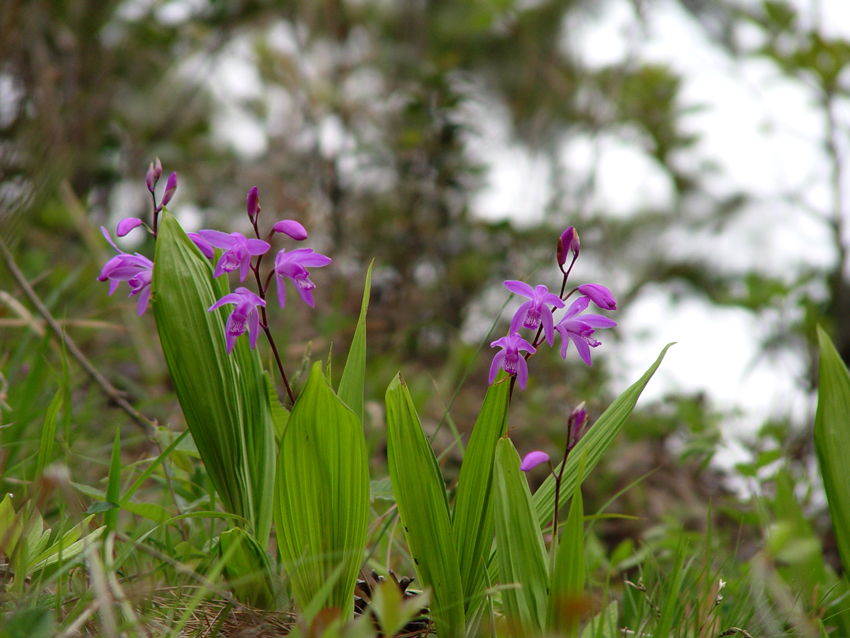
98;159;331;403
489;226;618;391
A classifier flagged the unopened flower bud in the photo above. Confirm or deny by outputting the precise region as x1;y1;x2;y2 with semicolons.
160;171;177;208
557;226;580;266
116;217;144;237
273;219;308;241
568;401;588;441
577;283;616;310
145;163;156;193
520;450;550;472
247;186;260;221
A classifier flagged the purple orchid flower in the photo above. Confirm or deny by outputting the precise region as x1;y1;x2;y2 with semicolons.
554;296;617;366
197;230;270;282
208;287;266;354
98;227;154;316
273;248;332;309
505;280;565;346
489;332;536;391
520;450;550;472
577;283;617;310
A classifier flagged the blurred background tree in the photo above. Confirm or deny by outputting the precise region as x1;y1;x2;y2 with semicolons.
1;0;849;555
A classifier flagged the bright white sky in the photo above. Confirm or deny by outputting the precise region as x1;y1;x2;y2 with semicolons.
117;0;850;453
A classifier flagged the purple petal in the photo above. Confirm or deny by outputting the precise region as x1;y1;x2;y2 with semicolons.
248;310;260;349
100;227;121;253
520;451;550;472
516;357;530;390
208;292;243;312
117;217;144;237
198;229;239;249
225;330;237;354
245;238;270;255
161;172;177;207
581;315;617;329
509;301;533;335
238;256;251;282
295;284;315;307
274;220;308;241
563;296;590;320
136;286;152;316
276;272;287;309
489;350;506;385
541;309;555;346
187;232;215;259
504;280;534;299
573;336;593;366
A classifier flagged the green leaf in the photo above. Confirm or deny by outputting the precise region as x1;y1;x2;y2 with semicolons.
338;261;372;424
219;527;276;609
493;437;549;638
548;451;587;636
74;482;171;524
86;501;118;515
385;374;465;638
452;374;509;614
0;607;55;638
815;326;850;576
35;388;62;479
275;362;369;620
152;209;275;546
0;494;22;558
370;477;395;502
579;600;618;638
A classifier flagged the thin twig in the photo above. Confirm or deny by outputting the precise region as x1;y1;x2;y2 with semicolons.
0;236;155;436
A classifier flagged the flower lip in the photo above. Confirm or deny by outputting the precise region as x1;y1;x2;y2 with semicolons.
489;332;536;390
520;451;550;472
274;247;332;309
198;230;270;282
208;287;266;354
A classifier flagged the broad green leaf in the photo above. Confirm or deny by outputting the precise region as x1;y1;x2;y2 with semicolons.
35;388;62;479
815;326;850;575
73;482;170;524
219;527;276;609
452;374;509;614
338;262;372;424
152;209;275;546
533;345;672;529
275;363;369;620
385;374;465;638
28;516;106;572
548;452;587;636
493;437;549;638
0;494;22;558
371;579;431;638
104;426;121;532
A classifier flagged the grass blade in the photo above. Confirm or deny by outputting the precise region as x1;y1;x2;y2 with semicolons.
35;388;63;479
104;426;121;532
385;374;465;638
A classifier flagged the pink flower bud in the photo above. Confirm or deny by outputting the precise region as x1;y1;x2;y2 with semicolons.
520;450;550;472
247;186;260;221
273;219;308;241
557;226;580;266
116;217;144;237
145;163;156;193
160;171;177;208
577;284;616;310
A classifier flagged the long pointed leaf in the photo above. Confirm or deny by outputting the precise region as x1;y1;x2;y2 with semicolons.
493;437;549;637
338;262;372;424
385;374;465;638
452;374;509;613
275;362;369;619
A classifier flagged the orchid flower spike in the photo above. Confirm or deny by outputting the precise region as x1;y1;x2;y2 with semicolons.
505;280;565;346
489;332;536;390
520;451;550;472
97;227;153;316
208;287;266;354
274;248;332;309
197;230;270;282
554;296;617;366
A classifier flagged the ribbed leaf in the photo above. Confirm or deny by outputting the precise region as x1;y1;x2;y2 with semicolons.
152;209;275;546
493;437;549;638
219;527;276;609
548;452;586;635
338;262;372;424
815;326;850;574
275;362;369;619
452;374;509;614
385;374;465;638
